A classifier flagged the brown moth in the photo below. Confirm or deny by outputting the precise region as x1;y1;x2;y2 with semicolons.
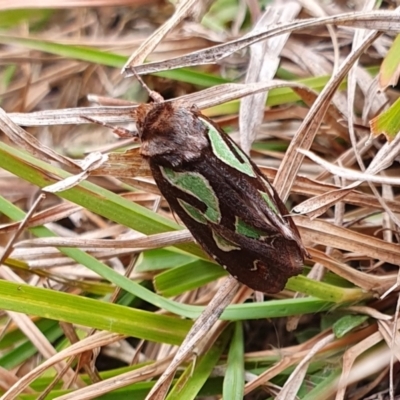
132;92;309;294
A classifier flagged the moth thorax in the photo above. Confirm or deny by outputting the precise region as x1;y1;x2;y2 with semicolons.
139;105;209;164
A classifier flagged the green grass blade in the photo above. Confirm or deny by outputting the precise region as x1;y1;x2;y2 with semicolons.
0;280;190;345
166;326;231;400
223;322;244;400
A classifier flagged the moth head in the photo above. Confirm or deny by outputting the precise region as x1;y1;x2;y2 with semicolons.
136;102;209;165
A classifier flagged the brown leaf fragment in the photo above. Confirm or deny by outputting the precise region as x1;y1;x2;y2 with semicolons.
93;148;152;178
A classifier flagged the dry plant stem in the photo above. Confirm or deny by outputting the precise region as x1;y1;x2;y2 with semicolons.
294;133;398;219
0;366;35;394
307;248;395;294
8;81;311;127
379;313;400;400
391;301;399;400
59;323;100;385
16;229;194;250
276;333;335;400
55;356;175;400
0;202;82;233
300;131;400;226
274;30;382;201
300;0;340;73
347;0;377;173
299;147;400;186
0;0;157;10
123;0;213;70
243;329;336;396
37;357;76;400
297;218;400;266
344;306;391;321
335;330;384;400
0;332;124;400
144;276;240;400
239;3;301;154
0;193;45;265
351;367;390;400
0;108;77;167
315;135;372;183
125;10;400;76
336;318;400;400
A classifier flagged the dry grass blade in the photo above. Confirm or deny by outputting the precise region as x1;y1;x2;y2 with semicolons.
297;217;400;266
143;277;241;400
239;3;301;154
7;81;310;128
43;152;108;193
308;249;395;294
0;108;77;167
16;229;193;250
126;10;400;75
123;0;214;70
276;334;335;400
274;30;382;200
335;330;386;400
0;202;82;232
55;356;174;400
0;332;124;400
300;149;400;185
7;106;139;127
0;0;157;9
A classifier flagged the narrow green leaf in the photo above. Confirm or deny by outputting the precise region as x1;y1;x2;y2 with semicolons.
0;280;190;345
154;259;227;296
0;34;227;87
135;249;196;272
0;9;52;28
379;33;400;89
332;315;369;338
286;275;369;303
0;192;206;319
223;322;244;400
166;326;232;399
0;320;62;369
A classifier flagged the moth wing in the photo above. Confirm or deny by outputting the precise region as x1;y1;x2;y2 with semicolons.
213;128;307;253
209;221;303;293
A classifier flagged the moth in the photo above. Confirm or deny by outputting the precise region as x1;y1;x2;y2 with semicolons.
126;79;308;294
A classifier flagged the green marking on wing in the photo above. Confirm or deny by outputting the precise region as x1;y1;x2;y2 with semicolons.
212;230;240;252
200;118;256;177
235;217;262;239
161;167;221;223
177;199;207;224
258;190;279;215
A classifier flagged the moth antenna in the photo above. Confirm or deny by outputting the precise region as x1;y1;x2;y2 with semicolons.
81;116;139;140
131;68;164;103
